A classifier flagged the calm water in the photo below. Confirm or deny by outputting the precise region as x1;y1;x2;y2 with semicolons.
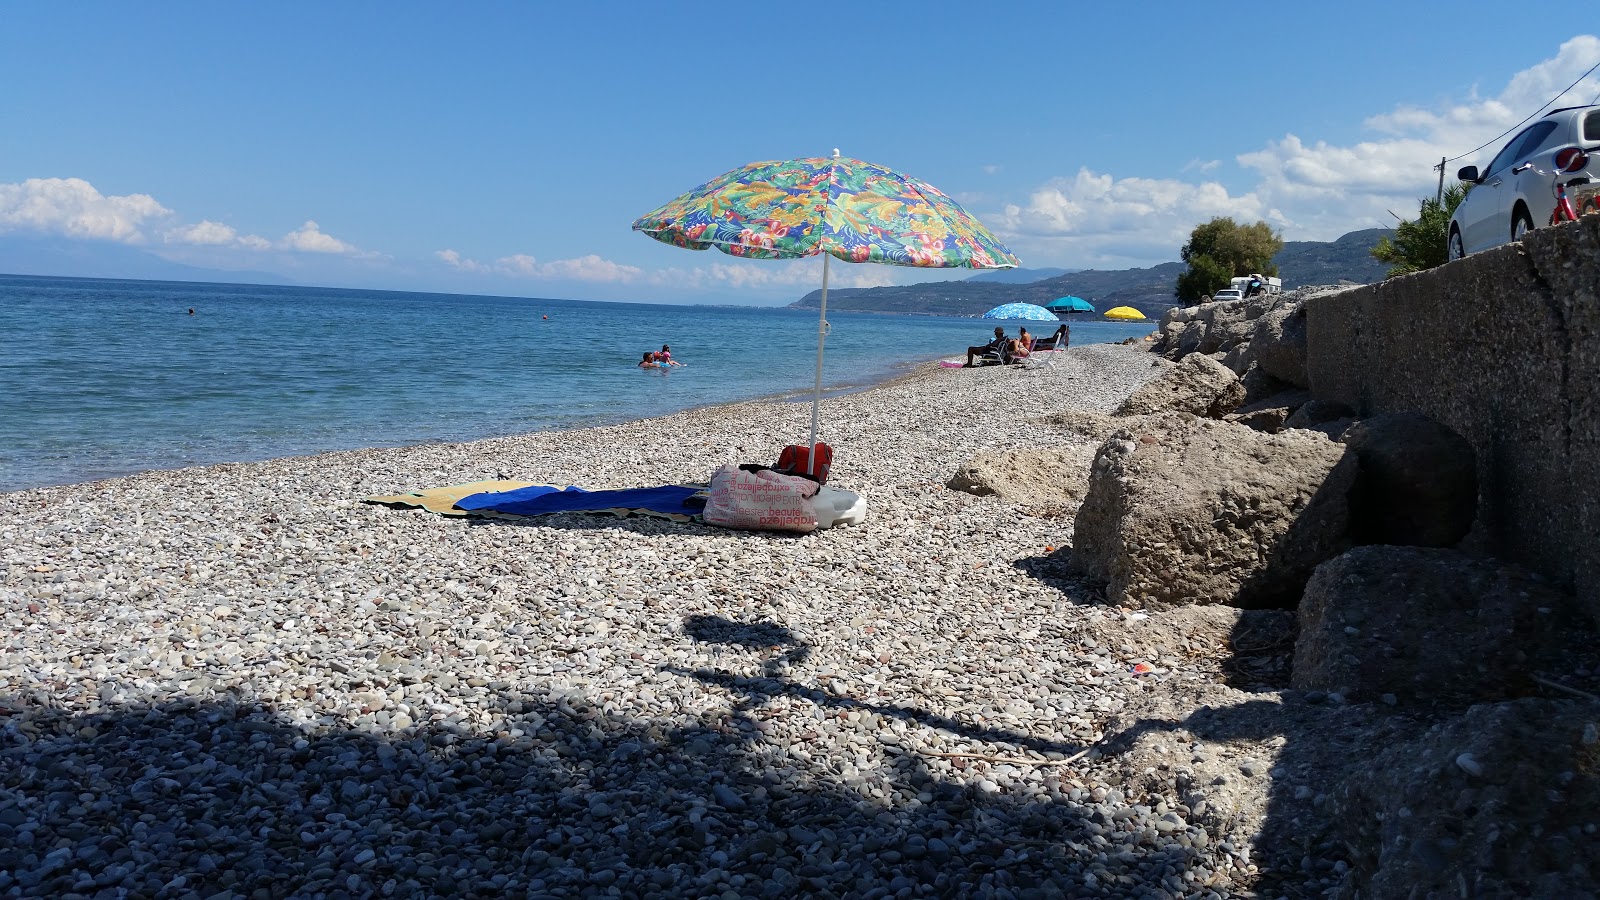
0;275;1155;490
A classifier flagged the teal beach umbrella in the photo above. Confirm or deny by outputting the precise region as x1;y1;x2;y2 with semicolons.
1045;296;1095;313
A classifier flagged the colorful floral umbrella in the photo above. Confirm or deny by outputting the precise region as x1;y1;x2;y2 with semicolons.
634;152;1019;468
981;302;1057;321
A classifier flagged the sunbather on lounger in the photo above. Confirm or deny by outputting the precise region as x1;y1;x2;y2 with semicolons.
966;327;1009;367
1009;327;1034;360
1032;324;1070;351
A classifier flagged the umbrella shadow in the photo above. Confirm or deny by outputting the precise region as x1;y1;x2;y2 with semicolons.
670;615;1080;760
1;677;1212;896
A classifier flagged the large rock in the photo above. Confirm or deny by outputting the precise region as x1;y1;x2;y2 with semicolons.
1070;417;1357;608
1342;412;1477;547
1219;339;1254;375
1225;388;1312;433
1293;546;1568;705
1156;304;1195;346
1282;399;1356;431
1160;319;1203;359
1239;363;1290;405
1115;353;1246;418
1194;301;1255;354
1251;300;1309;388
946;446;1099;508
1327;699;1600;899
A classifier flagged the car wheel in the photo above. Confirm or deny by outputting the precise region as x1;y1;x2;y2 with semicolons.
1511;205;1534;243
1448;227;1466;262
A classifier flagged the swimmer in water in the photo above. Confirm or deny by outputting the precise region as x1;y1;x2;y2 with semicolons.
188;308;195;315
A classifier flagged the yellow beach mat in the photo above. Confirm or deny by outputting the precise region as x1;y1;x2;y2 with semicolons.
365;481;539;517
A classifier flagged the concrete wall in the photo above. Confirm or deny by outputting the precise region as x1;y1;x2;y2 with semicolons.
1305;215;1600;621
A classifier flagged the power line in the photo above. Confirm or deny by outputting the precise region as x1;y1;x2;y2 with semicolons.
1442;57;1600;165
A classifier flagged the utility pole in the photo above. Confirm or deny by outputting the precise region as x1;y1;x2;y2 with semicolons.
1435;156;1447;204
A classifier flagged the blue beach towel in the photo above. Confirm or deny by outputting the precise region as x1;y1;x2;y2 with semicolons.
455;484;704;518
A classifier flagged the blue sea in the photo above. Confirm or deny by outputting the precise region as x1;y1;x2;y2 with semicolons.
0;274;1156;491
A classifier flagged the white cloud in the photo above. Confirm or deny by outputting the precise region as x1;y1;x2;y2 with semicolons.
649;257;903;292
981;164;1002;175
436;248;488;272
282;220;362;255
1235;34;1600;238
436;248;642;283
993;34;1600;263
164;219;273;250
539;254;643;282
169;220;238;245
0;175;372;262
992;168;1271;267
0;177;169;243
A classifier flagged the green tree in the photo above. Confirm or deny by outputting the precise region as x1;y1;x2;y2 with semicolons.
1371;182;1469;278
1174;217;1285;303
1174;254;1232;304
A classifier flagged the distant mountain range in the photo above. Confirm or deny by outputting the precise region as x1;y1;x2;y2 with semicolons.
792;227;1394;317
965;266;1077;284
0;236;291;286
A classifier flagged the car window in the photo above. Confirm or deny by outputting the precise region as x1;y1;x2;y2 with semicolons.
1485;122;1558;176
1585;110;1600;143
1484;129;1531;177
1518;121;1564;161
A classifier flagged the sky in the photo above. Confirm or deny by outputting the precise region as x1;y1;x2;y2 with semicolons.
1;3;1597;305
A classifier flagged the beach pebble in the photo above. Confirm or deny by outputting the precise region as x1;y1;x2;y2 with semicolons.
0;344;1295;896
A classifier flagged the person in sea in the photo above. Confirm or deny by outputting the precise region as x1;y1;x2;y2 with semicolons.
639;352;664;368
658;345;683;366
965;327;1009;367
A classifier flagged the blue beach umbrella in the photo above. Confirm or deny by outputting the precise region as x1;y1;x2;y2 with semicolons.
1045;295;1095;313
981;302;1057;321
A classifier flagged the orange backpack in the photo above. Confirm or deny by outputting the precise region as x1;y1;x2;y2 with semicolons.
775;442;833;484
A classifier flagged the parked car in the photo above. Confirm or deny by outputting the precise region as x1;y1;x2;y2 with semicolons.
1211;288;1245;302
1448;105;1600;260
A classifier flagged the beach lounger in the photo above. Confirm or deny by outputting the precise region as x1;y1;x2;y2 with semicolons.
1020;325;1069;369
1031;325;1070;352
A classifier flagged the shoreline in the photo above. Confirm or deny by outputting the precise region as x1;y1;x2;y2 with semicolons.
1;350;967;496
0;343;1303;896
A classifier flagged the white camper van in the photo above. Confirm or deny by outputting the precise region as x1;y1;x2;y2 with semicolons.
1230;274;1282;297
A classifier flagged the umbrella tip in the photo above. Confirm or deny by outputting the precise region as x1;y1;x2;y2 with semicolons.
832;148;840;159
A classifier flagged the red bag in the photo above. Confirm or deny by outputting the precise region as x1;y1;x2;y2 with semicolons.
775;442;833;483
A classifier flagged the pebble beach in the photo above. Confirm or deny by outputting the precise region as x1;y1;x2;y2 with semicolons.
0;344;1298;899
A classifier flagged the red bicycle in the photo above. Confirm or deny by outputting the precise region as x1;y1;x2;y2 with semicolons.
1515;147;1592;225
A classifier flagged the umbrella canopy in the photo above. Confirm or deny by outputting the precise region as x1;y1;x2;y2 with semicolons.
1045;295;1095;313
981;302;1057;321
634;153;1019;470
633;155;1020;268
1103;306;1147;321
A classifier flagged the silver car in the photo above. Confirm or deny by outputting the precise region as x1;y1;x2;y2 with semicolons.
1447;104;1600;260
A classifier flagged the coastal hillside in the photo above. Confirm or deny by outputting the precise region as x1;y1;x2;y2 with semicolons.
964;266;1076;284
791;227;1393;317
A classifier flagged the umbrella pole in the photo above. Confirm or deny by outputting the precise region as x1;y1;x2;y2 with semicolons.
807;253;830;476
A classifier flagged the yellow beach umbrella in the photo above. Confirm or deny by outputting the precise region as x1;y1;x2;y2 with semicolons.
1103;306;1147;321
